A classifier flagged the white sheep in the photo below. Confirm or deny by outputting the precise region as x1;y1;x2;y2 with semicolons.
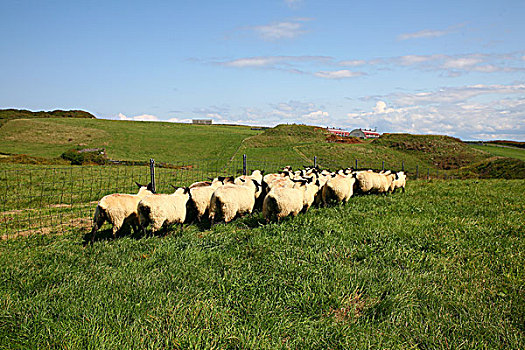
355;171;396;194
188;179;225;222
90;182;154;243
138;187;191;235
209;179;261;223
391;171;406;193
322;173;356;206
262;179;317;222
235;170;263;186
295;177;321;212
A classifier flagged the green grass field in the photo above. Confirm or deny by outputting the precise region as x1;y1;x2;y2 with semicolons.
1;179;523;348
0;118;260;163
0;117;497;172
469;143;525;162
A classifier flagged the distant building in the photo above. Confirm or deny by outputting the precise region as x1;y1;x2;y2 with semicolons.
192;119;212;125
349;128;381;139
327;128;351;137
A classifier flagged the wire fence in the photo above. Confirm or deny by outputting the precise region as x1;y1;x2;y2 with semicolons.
0;155;459;239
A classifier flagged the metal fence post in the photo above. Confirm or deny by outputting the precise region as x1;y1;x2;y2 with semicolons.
427;168;430;180
150;158;156;193
416;165;419;179
314;156;317;168
402;161;405;172
382;161;385;171
355;158;358;170
243;154;247;176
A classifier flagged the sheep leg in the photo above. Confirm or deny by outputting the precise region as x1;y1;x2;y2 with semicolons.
131;221;141;238
151;222;163;237
90;219;103;244
90;209;106;244
112;223;121;240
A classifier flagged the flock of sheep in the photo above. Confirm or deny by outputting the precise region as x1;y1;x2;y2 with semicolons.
89;166;407;243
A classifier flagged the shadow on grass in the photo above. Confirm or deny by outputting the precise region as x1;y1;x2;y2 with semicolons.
83;224;184;246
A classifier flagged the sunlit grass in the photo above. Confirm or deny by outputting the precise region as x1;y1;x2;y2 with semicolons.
1;179;523;348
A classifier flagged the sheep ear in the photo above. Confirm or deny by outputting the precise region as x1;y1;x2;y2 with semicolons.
315;179;320;187
239;178;246;182
146;182;155;193
184;187;190;194
170;184;178;190
252;179;261;191
135;181;143;188
260;170;265;175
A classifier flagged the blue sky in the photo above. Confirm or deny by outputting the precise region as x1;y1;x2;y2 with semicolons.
1;0;524;140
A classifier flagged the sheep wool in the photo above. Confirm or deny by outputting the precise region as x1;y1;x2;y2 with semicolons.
355;171;396;194
209;179;260;223
189;180;224;221
322;174;356;206
138;187;191;235
90;183;154;242
391;171;406;193
263;184;307;222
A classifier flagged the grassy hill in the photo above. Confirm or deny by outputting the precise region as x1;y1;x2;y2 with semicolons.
469;143;525;162
0;108;95;127
0;118;260;164
1;117;524;178
233;125;492;173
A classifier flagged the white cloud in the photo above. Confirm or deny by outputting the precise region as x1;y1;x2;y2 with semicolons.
397;23;464;40
167;117;192;123
441;57;482;69
398;29;450;40
118;113;159;122
250;18;311;41
269;100;332;125
339;59;366;66
344;83;525;140
214;51;525;78
314;70;364;79
303;110;330;123
284;0;302;8
221;55;330;68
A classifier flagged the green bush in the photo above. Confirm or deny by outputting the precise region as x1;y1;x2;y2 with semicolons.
60;148;107;165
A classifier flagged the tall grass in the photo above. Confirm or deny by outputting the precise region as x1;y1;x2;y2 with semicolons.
0;179;523;348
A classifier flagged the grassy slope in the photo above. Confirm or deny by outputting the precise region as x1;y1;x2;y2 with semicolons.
469;144;525;161
235;125;489;172
373;133;488;169
3;119;521;178
0;109;95;127
0;118;260;163
0;179;523;348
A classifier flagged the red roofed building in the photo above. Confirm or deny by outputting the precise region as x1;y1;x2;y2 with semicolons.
349;128;381;139
327;128;351;137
